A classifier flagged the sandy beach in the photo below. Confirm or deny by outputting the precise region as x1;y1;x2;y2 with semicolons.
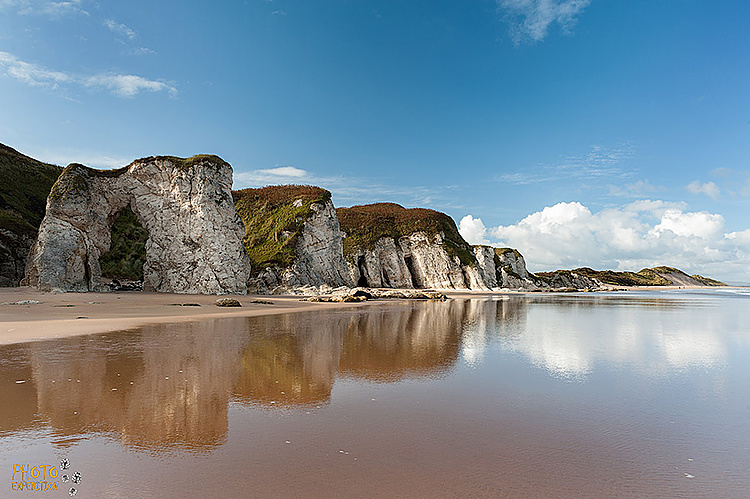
2;284;727;346
0;287;380;345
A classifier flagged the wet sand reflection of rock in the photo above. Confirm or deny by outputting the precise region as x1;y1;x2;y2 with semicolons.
28;318;249;452
232;313;347;407
338;301;465;382
0;302;470;452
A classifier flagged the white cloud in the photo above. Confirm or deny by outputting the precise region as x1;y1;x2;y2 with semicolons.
104;19;137;40
461;200;750;281
259;166;307;177
2;0;89;16
687;180;720;200
235;166;310;187
459;215;490;245
84;74;176;97
0;51;176;98
39;0;87;16
0;51;72;89
498;0;592;44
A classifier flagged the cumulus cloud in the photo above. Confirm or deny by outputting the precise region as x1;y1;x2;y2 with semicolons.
459;215;490;245
104;19;136;39
459;200;750;282
0;51;176;97
498;0;592;44
687;180;720;200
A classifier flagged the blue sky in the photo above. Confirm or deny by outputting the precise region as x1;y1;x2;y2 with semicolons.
1;0;749;281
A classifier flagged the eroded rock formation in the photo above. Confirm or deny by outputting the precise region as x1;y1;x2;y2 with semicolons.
473;245;604;290
23;155;250;294
337;203;487;291
234;185;352;293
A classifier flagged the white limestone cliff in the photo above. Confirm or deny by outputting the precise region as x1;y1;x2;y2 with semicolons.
24;156;251;294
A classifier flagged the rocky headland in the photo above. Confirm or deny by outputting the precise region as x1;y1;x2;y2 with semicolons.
0;143;726;295
23;155;250;294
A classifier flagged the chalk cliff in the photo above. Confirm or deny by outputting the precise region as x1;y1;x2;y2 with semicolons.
337;203;487;291
472;246;604;290
234;185;352;293
24;155;250;294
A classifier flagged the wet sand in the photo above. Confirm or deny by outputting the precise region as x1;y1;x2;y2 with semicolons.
0;285;731;345
1;292;748;497
0;287;376;345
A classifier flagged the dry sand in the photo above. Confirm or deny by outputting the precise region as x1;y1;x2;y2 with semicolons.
0;287;376;345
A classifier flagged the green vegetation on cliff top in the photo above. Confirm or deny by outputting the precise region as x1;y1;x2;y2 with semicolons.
336;203;476;266
536;266;726;286
128;154;229;169
233;185;331;271
0;143;62;235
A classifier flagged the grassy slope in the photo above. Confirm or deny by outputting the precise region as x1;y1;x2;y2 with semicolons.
0;143;62;236
538;266;726;286
336;203;476;266
233;185;331;272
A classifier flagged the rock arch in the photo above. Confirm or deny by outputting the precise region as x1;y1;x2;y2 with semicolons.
23;155;251;294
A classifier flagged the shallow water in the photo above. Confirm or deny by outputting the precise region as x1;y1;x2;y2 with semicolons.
2;290;749;497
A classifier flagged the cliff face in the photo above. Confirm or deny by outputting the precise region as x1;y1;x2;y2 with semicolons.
24;156;250;294
337;203;487;291
472;246;604;290
234;185;352;292
0;144;62;286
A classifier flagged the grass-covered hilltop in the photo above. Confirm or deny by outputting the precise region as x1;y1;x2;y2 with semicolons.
542;266;726;287
336;203;476;266
0;142;729;290
0;144;63;285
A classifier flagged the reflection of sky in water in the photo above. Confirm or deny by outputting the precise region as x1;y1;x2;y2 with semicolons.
460;290;749;379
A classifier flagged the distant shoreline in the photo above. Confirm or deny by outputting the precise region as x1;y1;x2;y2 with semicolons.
1;285;743;346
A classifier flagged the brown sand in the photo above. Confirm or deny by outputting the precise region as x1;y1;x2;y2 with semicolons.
0;285;727;345
0;287;376;345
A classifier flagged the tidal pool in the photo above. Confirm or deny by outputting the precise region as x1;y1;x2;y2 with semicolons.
2;290;749;497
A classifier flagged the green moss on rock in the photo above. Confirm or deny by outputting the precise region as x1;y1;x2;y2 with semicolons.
336;203;476;266
233;185;331;271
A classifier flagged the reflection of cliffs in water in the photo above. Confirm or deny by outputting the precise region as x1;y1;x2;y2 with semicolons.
339;301;464;382
27;319;249;452
232;313;346;407
0;301;469;451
